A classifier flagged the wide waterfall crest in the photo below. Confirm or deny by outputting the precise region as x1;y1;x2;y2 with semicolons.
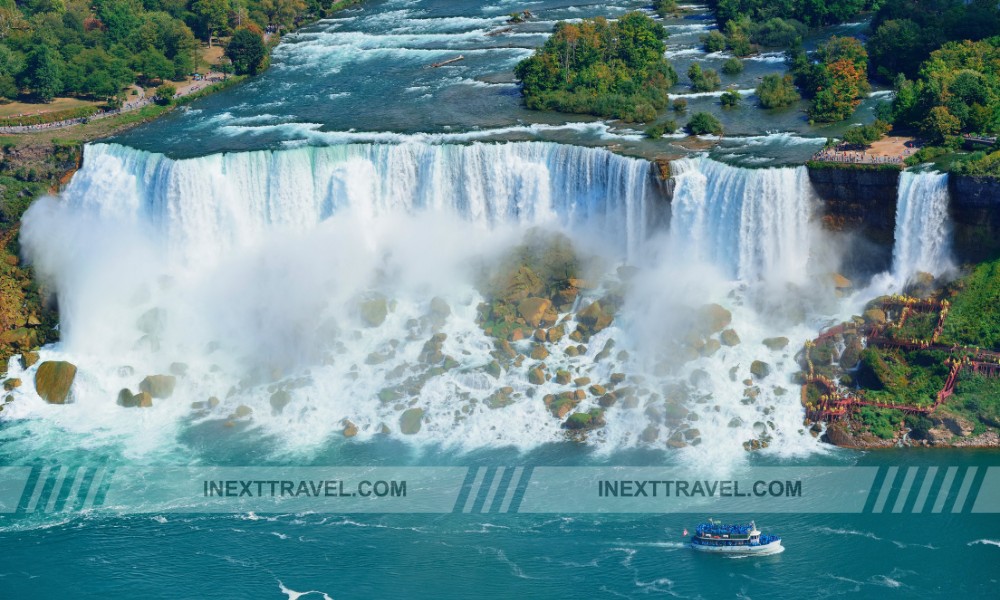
667;156;816;283
892;170;954;282
62;142;657;263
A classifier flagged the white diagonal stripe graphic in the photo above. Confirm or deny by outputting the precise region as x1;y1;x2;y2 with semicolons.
951;467;978;513
25;466;51;513
481;467;506;513
62;467;89;513
82;467;107;511
462;467;486;513
873;467;897;513
499;467;524;513
932;467;957;513
912;466;937;513
45;466;68;512
892;467;917;513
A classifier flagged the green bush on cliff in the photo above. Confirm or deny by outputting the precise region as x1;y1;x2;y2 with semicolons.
941;260;1000;350
954;374;1000;429
857;348;948;408
952;150;1000;177
858;406;904;439
515;12;678;122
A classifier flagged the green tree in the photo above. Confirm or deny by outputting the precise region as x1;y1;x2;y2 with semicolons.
720;88;741;107
922;105;961;143
688;63;720;92
135;48;174;83
756;73;800;108
153;82;175;104
703;30;726;53
192;0;230;46
867;19;926;80
20;43;63;101
96;0;143;45
225;27;266;75
721;57;743;75
687;111;723;135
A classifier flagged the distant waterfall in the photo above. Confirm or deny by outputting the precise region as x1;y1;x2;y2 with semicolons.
667;157;816;282
892;171;953;281
57;142;658;264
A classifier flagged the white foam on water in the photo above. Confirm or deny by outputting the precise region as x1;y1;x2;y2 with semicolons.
9;141;862;468
278;581;334;600
668;88;755;99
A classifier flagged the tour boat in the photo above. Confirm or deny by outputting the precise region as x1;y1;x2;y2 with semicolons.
689;520;783;555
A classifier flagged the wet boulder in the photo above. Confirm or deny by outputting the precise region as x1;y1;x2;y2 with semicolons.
139;375;177;399
518;297;552;328
400;408;424;434
34;361;77;404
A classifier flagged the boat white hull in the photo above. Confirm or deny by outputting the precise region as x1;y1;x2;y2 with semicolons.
691;541;784;556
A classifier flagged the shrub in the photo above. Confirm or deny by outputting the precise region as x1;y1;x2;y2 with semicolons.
756;73;800;108
720;88;741;107
721;58;744;75
154;84;176;105
688;64;721;92
646;119;678;139
672;98;687;112
703;30;727;53
687;112;723;135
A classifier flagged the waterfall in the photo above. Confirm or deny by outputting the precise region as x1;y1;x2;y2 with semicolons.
12;143;832;462
57;142;658;264
667;156;816;283
892;170;953;282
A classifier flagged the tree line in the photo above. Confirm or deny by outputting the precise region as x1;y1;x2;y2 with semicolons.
0;0;346;105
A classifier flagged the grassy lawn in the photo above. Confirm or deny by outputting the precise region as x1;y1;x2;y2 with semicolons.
0;97;103;119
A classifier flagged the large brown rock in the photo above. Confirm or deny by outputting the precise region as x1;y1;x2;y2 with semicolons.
359;295;389;327
698;303;732;334
518;297;552;328
577;301;613;334
139;375;177;399
400;408;424;434
762;337;789;351
822;423;856;447
117;388;136;407
831;273;853;289
269;390;292;413
34;361;77;404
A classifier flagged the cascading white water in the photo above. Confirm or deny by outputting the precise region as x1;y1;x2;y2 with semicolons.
667;156;816;283
8;145;836;467
892;170;953;282
61;142;656;265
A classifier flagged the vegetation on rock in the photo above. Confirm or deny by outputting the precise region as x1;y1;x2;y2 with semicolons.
686;111;723;135
789;36;870;122
514;12;678;122
755;73;800;109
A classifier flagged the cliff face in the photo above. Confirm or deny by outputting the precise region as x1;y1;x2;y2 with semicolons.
807;166;900;274
949;175;1000;263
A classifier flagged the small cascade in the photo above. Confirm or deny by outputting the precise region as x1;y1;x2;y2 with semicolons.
667;156;817;283
892;170;953;282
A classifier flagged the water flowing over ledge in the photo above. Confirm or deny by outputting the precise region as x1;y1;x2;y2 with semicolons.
58;142;660;263
892;171;954;282
6;139;965;466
